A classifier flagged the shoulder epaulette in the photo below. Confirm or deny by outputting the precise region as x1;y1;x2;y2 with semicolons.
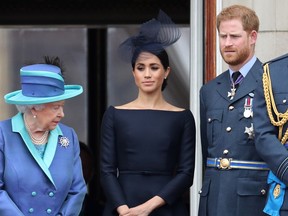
263;53;288;66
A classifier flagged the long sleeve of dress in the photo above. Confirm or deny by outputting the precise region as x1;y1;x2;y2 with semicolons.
100;107;128;210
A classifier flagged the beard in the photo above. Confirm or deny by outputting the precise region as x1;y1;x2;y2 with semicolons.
221;46;251;66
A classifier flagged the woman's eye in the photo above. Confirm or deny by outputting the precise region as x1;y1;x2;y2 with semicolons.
137;66;144;71
53;106;60;110
151;66;159;71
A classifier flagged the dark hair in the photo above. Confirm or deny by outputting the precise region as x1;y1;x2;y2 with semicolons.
131;50;169;91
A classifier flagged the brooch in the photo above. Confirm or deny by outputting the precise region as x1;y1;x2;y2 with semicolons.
59;136;70;148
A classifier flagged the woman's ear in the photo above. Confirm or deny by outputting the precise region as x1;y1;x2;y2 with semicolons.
164;66;171;79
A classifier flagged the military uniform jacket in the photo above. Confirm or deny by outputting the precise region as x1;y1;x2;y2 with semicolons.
198;59;269;216
0;113;87;216
254;53;288;214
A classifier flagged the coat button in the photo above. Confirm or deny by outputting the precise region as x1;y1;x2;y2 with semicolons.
208;118;212;123
229;106;234;111
283;99;287;104
223;149;229;155
226;127;232;132
31;191;37;196
29;208;34;213
49;192;54;197
198;190;202;194
46;209;52;214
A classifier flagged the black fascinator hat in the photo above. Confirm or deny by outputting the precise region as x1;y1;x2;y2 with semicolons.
118;10;181;64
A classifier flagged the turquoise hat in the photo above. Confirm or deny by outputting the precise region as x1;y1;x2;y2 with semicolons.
4;64;83;105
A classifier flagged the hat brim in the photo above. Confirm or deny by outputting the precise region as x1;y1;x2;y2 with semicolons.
4;85;83;105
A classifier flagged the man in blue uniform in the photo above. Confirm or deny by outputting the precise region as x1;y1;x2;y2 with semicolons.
254;53;288;216
198;5;269;216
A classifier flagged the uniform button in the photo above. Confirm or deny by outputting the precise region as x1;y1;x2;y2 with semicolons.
208;118;211;123
223;149;229;155
31;191;37;196
49;192;54;197
226;127;232;132
228;106;234;111
46;208;52;214
198;190;202;194
29;208;34;213
261;189;266;195
283;99;287;104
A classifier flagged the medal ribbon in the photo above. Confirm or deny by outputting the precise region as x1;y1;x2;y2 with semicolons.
231;71;244;88
244;98;253;109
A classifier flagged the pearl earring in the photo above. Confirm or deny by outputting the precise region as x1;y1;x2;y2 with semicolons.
33;115;37;119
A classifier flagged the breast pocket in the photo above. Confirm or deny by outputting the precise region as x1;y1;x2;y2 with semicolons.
207;110;223;146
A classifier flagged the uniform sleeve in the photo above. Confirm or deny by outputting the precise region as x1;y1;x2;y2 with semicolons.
100;107;127;210
254;75;288;186
58;128;87;215
0;125;25;216
157;110;196;204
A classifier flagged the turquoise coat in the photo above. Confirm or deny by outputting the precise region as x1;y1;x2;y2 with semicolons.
0;112;87;216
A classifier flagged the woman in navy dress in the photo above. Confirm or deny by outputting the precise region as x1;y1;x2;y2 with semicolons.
100;10;196;216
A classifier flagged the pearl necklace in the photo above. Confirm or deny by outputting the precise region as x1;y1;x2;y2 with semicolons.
23;114;49;145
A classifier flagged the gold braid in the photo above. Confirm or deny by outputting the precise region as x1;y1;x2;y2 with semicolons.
263;63;288;144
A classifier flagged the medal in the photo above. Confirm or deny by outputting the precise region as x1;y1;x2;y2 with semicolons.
228;72;244;100
244;97;253;118
228;87;236;100
244;109;251;118
244;123;254;139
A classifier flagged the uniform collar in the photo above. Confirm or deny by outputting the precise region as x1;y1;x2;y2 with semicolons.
229;55;257;78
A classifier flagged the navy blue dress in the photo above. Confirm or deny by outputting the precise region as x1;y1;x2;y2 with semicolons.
100;106;196;216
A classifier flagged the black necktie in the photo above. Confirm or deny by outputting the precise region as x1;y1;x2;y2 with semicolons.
232;71;241;89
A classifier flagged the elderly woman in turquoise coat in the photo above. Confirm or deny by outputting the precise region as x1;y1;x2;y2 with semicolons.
0;57;87;216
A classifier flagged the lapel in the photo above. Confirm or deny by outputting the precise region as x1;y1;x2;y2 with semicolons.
12;112;63;187
231;59;262;102
215;59;262;103
216;71;233;102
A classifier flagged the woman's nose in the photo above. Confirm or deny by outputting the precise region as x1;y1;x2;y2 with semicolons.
144;69;152;78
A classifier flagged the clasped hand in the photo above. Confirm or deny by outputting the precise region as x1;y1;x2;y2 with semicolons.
117;196;165;216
